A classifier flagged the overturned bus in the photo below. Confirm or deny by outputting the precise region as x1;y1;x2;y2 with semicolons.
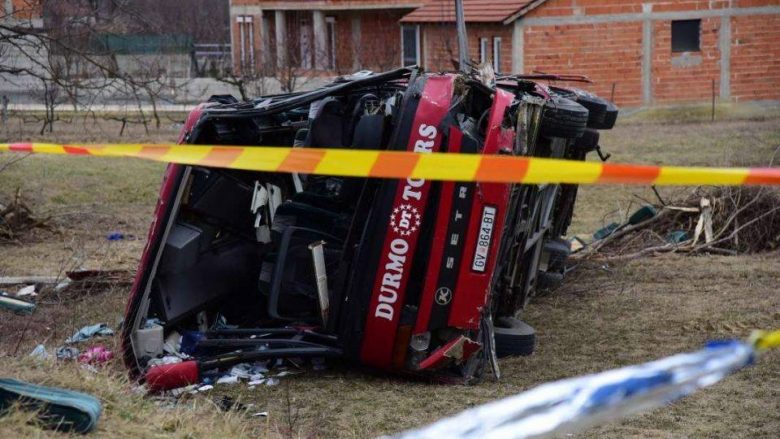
120;68;618;390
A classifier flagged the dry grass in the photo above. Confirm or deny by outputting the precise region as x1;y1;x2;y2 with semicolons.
0;106;779;438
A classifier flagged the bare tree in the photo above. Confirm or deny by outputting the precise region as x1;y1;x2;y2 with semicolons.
0;1;200;131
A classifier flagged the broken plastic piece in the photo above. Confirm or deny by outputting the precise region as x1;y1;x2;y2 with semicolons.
0;378;102;434
134;323;164;358
0;294;35;315
16;285;36;297
593;222;620;240
418;336;481;370
628;205;657;225
309;241;330;326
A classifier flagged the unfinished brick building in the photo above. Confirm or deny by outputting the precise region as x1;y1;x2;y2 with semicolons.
230;0;780;106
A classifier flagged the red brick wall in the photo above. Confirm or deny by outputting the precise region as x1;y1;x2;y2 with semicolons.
228;0;780;105
421;24;512;73
422;25;458;71
651;17;722;103
525;0;645;17
332;12;355;74
519;0;780;105
731;13;780;101
523;21;644;107
11;0;42;20
322;10;404;74
525;0;779;17
357;11;406;71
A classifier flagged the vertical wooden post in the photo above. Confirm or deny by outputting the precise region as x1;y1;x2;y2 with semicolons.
711;78;716;122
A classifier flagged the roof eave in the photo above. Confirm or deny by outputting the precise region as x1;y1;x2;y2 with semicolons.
400;18;505;24
502;0;548;25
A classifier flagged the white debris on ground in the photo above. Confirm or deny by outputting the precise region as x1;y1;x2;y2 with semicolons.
15;284;36;297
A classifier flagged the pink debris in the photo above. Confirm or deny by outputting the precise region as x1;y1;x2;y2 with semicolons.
78;346;114;364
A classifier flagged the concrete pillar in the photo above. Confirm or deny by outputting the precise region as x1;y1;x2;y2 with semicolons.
351;15;361;71
313;10;327;70
512;20;524;74
262;13;272;71
248;16;255;71
641;18;653;105
275;10;287;69
719;15;731;100
641;4;653;106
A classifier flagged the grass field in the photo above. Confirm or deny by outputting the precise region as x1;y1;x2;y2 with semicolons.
0;104;779;438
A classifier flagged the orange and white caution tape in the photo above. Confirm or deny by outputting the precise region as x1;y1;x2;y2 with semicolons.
2;142;780;186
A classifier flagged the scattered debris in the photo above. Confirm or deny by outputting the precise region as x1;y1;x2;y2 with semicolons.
78;345;114;365
215;375;239;385
106;231;124;241
147;356;183;367
15;285;36;297
65;323;115;344
29;344;49;360
56;346;80;361
163;330;183;355
579;187;780;259
0;378;102;434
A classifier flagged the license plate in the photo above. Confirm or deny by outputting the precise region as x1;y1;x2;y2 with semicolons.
471;206;496;272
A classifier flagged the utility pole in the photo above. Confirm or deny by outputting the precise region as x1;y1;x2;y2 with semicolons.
455;0;469;72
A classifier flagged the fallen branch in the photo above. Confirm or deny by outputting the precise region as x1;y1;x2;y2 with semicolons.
574;208;671;258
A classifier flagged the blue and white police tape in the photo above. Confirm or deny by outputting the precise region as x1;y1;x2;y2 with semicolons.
392;330;780;439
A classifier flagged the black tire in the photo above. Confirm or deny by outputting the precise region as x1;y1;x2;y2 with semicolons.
494;317;536;358
573;128;600;152
590;101;619;130
571;90;609;128
540;96;589;139
536;271;564;291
